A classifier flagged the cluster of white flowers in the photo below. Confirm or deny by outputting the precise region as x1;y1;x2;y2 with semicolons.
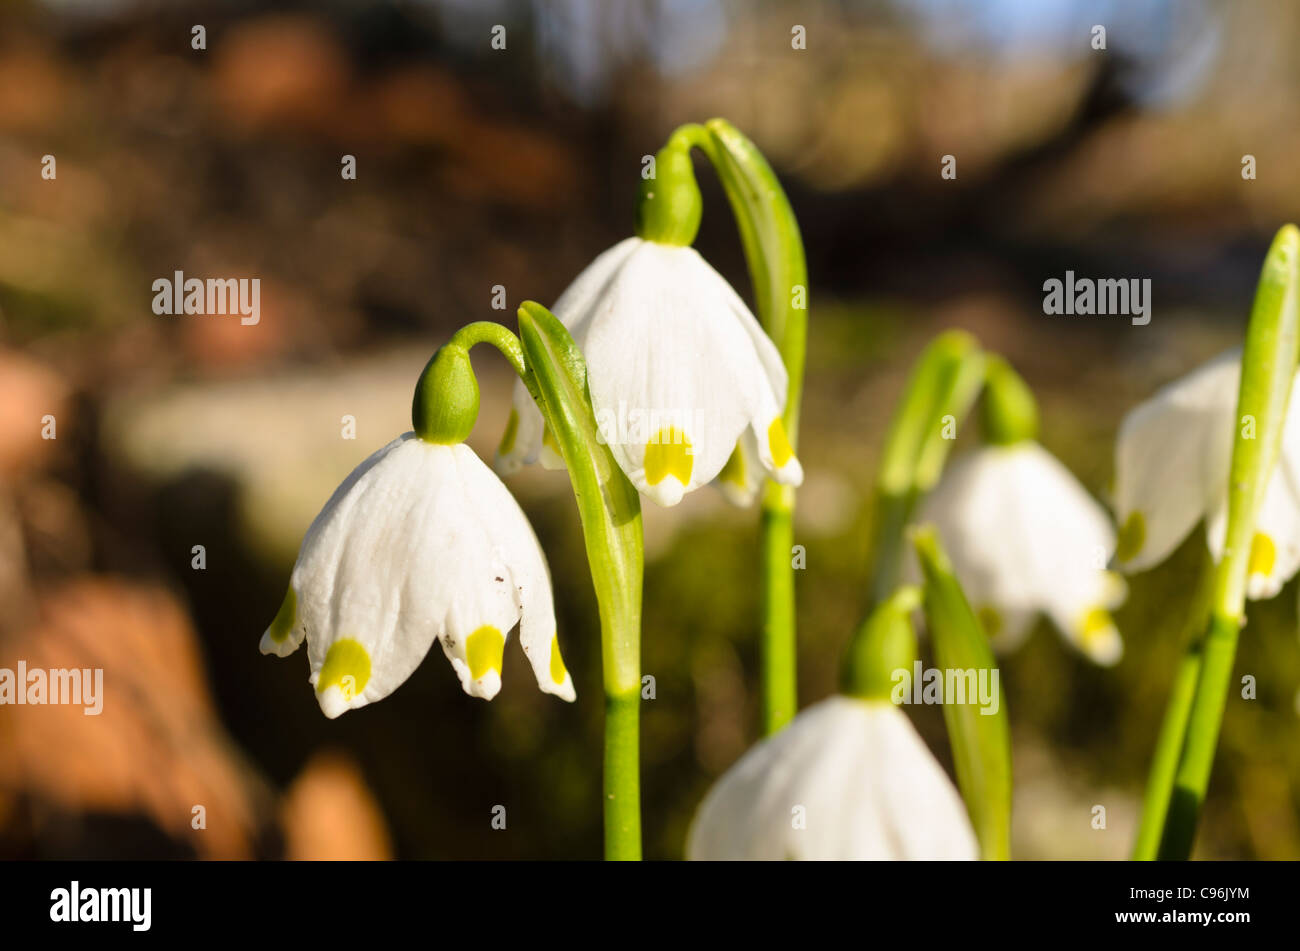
918;346;1300;676
260;233;805;719
259;152;1285;861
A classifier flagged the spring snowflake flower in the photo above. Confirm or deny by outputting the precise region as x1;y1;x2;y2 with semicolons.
916;442;1126;665
495;237;803;506
1113;349;1300;600
260;433;575;718
686;696;978;860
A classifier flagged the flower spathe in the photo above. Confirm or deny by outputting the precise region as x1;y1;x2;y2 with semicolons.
495;236;803;506
1113;348;1300;600
915;441;1126;665
686;696;978;860
260;433;575;718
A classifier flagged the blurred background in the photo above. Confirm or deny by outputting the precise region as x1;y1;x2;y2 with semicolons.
1;0;1298;860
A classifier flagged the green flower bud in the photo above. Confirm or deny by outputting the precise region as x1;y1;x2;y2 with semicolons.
635;144;702;247
982;355;1039;445
843;585;921;701
412;343;479;444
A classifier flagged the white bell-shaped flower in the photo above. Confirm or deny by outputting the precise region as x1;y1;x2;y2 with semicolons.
495;236;803;506
686;696;978;860
916;442;1126;665
260;433;575;718
1113;348;1300;600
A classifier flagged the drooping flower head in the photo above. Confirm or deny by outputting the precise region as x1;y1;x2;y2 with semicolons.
1113;348;1300;600
496;141;802;506
261;343;574;717
689;590;980;861
686;696;978;860
914;357;1126;665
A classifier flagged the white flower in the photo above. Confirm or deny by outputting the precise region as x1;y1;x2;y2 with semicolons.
495;236;803;506
686;697;978;860
915;442;1126;665
1113;349;1300;600
260;433;575;718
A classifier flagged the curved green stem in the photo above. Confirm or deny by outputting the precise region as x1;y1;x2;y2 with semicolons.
449;321;529;380
669;119;808;734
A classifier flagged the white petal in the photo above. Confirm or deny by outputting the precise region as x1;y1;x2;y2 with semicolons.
749;414;803;488
494;238;642;477
694;252;802;488
423;447;533;703
687;696;851;860
283;437;563;718
552;236;644;333
864;703;979;859
459;446;576;702
705;254;790;409
686;697;977;860
1206;470;1300;602
919;443;1123;664
1205;372;1300;601
290;435;456;716
581;242;789;503
712;430;764;507
494;381;545;476
260;435;408;658
1113;350;1239;572
976;605;1037;653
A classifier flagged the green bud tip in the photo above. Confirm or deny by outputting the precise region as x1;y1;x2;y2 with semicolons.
412;343;479;444
909;524;951;576
981;354;1039;446
635;142;703;247
844;585;922;701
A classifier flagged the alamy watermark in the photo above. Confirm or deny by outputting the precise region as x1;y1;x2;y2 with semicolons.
1042;271;1151;326
50;882;151;932
0;662;103;715
152;270;260;325
594;401;707;452
891;661;1000;716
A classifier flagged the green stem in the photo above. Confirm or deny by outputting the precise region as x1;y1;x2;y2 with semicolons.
451;311;644;859
515;302;645;861
1131;556;1212;860
1133;645;1204;859
669;120;808;734
604;690;641;859
1158;613;1236;860
759;496;797;732
1150;224;1300;859
867;489;914;607
449;321;528;379
868;332;984;607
